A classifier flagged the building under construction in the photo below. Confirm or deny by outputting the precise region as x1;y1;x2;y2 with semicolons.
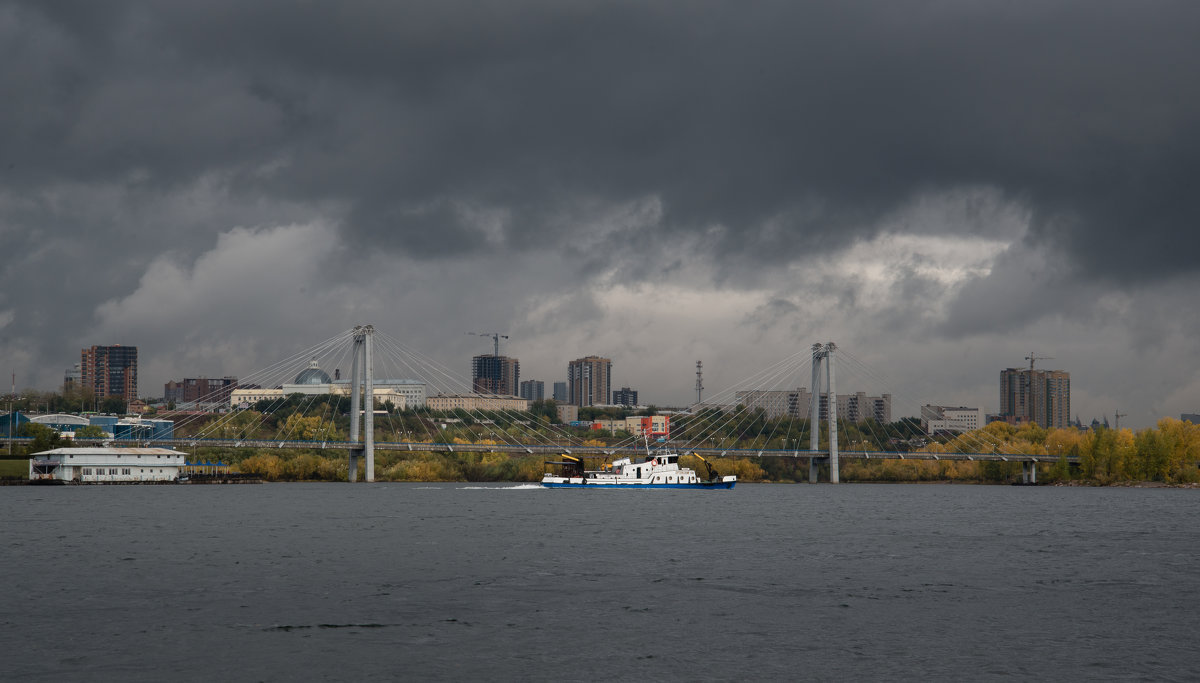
1000;366;1071;429
472;355;520;396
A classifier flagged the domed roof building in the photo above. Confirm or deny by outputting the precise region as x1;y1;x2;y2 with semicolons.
229;357;427;410
294;359;332;385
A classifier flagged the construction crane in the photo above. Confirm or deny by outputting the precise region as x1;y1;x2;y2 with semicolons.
1114;410;1127;430
1025;351;1054;371
468;332;509;357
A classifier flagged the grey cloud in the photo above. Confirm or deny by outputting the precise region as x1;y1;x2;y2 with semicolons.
3;0;1200;423
7;1;1200;280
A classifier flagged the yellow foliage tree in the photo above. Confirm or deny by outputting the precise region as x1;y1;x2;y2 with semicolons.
237;453;285;480
282;413;336;441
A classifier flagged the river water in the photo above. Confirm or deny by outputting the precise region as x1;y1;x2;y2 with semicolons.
3;483;1198;681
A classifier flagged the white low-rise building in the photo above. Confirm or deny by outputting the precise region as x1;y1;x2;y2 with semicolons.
29;447;187;483
427;393;529;412
920;405;984;435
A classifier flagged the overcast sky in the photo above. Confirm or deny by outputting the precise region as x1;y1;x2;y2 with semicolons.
2;1;1199;427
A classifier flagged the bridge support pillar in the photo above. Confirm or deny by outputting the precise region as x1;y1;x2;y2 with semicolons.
1020;461;1037;484
347;325;376;483
1020;461;1038;484
826;342;838;484
807;342;839;482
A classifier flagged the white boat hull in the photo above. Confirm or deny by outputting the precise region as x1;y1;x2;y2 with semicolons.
541;477;736;489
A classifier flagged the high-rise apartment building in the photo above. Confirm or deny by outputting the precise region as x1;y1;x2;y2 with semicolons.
613;387;638;407
519;379;545;402
472;355;520;396
1000;367;1070;429
552;382;568;402
81;345;138;402
568;356;612;407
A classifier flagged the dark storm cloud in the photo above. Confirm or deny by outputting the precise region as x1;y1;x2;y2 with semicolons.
3;0;1200;406
5;0;1199;279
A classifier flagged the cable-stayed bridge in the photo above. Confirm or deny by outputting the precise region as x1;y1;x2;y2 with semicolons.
11;325;1070;483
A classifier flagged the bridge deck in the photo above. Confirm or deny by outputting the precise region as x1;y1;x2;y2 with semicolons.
0;437;1073;464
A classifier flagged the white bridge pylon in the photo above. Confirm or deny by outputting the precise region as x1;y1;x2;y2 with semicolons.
809;341;839;483
347;324;375;482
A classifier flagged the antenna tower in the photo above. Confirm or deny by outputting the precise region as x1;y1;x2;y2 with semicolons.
695;361;704;405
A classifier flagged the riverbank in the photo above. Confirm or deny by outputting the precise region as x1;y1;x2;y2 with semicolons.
1052;480;1200;488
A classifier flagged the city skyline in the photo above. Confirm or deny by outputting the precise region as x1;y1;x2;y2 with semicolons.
3;3;1200;429
0;338;1136;427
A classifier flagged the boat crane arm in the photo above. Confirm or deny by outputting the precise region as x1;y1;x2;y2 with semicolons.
692;452;720;482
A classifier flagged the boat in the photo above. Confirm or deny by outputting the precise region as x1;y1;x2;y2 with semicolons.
541;451;736;489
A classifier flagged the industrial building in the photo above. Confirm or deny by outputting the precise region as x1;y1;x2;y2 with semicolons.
3;413;175;440
1;410;30;437
164;377;238;408
588;415;670;437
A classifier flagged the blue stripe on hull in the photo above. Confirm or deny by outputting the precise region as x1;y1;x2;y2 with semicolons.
541;481;735;489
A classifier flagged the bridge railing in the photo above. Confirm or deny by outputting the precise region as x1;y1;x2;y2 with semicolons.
46;437;1073;464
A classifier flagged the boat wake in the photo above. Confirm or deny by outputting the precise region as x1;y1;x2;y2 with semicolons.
457;484;544;490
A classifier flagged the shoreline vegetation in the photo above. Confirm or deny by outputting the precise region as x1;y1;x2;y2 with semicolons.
4;449;1198;487
117;414;1200;486
6;409;1198;486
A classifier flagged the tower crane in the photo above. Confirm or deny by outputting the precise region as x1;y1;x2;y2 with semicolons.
1025;351;1054;371
468;332;509;357
1114;410;1127;430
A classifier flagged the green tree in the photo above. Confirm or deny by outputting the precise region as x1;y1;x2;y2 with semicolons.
20;423;63;454
74;425;106;440
99;395;127;414
529;399;559;423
